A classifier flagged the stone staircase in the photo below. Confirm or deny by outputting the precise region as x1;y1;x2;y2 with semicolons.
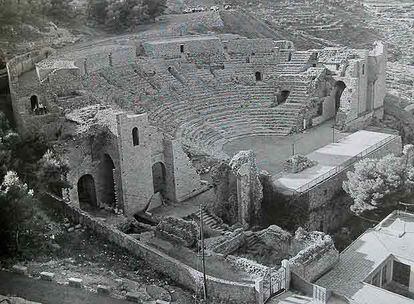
286;86;308;103
290;51;313;64
276;63;306;74
244;231;268;255
186;208;231;235
270;103;306;134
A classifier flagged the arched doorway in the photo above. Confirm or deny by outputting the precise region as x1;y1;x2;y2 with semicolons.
255;71;262;81
99;154;116;207
30;95;38;111
334;81;346;112
77;174;97;210
152;162;166;194
276;90;290;104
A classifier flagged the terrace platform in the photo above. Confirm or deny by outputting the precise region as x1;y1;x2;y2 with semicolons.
274;130;400;194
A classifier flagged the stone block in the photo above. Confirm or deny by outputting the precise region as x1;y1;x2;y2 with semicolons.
156;300;170;304
97;284;111;295
75;224;82;229
12;265;28;275
146;285;171;302
68;277;83;288
40;271;55;281
125;292;141;303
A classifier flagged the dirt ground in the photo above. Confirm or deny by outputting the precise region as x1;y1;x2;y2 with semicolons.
1;224;196;304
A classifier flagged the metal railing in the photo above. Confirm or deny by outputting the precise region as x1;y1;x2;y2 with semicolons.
295;134;399;194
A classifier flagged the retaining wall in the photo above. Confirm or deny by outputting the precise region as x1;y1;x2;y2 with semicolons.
44;193;260;303
6;48;54;84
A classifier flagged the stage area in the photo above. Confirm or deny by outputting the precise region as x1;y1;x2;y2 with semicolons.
275;130;400;193
223;120;349;176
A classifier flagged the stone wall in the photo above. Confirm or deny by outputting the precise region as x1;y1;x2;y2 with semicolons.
210;162;239;225
6;48;54;83
63;125;123;211
337;42;386;130
44;193;261;304
207;229;246;255
156;217;199;247
165;139;204;202
74;46;136;75
289;233;339;282
6;48;56;137
143;37;225;62
226;38;276;55
257;225;291;256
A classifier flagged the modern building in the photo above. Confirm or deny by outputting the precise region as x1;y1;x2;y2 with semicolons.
317;210;414;304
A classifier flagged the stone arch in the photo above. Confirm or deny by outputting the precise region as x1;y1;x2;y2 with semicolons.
276;90;290;104
255;71;262;81
99;154;116;207
334;81;346;112
77;174;97;210
132;127;139;146
152;162;166;194
30;95;39;111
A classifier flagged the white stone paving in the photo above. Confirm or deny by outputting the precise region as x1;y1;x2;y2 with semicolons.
275;130;397;192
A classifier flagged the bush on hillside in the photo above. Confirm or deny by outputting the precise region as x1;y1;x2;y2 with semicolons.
88;0;167;30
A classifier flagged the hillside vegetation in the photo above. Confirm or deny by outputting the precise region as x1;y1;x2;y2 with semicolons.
0;0;167;57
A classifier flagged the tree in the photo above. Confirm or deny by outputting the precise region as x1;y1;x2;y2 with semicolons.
343;147;414;215
87;0;166;30
36;149;70;196
88;0;108;23
0;171;35;254
0;49;6;70
47;0;73;20
146;0;167;19
11;133;49;188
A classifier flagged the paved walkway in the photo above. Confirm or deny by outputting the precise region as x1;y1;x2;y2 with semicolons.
0;271;133;304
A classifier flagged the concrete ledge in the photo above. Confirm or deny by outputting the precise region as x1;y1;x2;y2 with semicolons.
97;285;111;295
12;265;28;275
68;277;83;288
125;292;141;303
40;271;55;281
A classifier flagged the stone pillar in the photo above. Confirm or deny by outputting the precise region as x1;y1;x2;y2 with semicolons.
282;259;291;291
255;278;264;304
229;150;263;228
236;164;251;228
